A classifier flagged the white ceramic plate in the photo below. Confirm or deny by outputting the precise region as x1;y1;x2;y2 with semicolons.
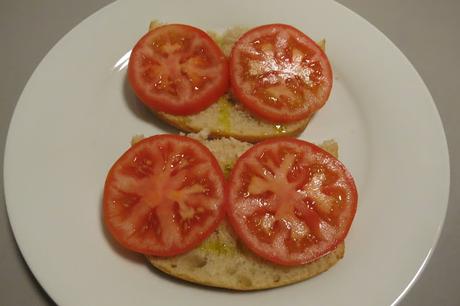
4;0;449;305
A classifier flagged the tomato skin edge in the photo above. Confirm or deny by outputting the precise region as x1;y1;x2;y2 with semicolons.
229;23;333;123
226;136;357;266
103;134;227;256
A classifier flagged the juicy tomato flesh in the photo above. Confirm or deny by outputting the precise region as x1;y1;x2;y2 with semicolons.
230;24;333;123
128;24;229;115
103;135;226;256
227;137;357;265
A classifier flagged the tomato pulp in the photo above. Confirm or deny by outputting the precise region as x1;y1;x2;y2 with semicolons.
227;137;357;265
128;24;229;115
230;24;333;123
103;135;226;256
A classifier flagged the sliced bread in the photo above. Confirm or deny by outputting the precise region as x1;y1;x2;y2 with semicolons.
146;133;343;290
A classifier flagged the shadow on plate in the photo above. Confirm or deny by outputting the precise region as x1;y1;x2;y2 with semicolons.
122;74;179;135
99;192;145;265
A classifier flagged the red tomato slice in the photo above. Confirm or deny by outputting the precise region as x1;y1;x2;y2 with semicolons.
103;135;226;256
128;24;229;115
230;24;333;123
227;137;357;265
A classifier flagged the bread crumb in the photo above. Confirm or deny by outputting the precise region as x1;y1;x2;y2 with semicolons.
131;134;145;145
186;131;251;172
318;139;338;157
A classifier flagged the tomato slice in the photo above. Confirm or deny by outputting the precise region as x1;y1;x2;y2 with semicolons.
227;137;357;265
230;24;333;123
128;24;229;115
103;135;226;256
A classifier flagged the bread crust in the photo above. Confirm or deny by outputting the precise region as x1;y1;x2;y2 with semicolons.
153;105;311;143
148;221;344;290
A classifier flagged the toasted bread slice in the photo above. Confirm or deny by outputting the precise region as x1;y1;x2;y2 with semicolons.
146;132;343;290
145;22;326;143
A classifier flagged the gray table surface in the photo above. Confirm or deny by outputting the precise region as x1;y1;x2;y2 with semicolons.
1;0;459;305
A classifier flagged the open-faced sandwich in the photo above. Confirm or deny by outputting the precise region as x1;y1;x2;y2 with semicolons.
127;22;332;142
103;132;357;290
103;23;357;290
